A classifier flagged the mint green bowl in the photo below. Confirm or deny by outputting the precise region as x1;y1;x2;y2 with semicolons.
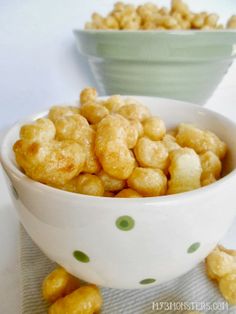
74;30;236;105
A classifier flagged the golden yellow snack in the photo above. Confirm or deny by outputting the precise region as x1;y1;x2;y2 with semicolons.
85;0;228;30
206;246;236;280
13;140;86;187
206;245;236;305
48;106;80;123
83;143;101;174
110;114;139;149
130;119;144;138
205;13;219;28
95;114;137;171
61;177;78;193
105;15;120;29
142;116;166;141
95;114;127;158
98;170;125;192
42;267;80;303
120;10;141;30
227;15;236;29
117;100;151;122
125;123;139;149
127;167;167;197
13;88;227;198
93;12;107;29
80;87;97;105
48;285;102;314
162;134;181;152
20;118;56;143
219;272;236;305
191;13;205;29
134;137;169;170
99;141;136;180
54;114;91;144
103;95;124;112
115;188;142;198
176;123;227;160
218;245;236;257
80;102;109;124
54;115;100;174
200;151;222;186
167;148;202;194
171;0;190;17
76;174;104;196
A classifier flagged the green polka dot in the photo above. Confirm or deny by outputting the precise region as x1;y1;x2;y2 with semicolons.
12;186;19;199
73;250;90;263
187;242;201;254
116;216;135;231
140;278;156;285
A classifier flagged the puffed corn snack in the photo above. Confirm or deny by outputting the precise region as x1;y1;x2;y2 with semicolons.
13;87;227;198
85;1;236;30
206;245;236;305
42;267;102;314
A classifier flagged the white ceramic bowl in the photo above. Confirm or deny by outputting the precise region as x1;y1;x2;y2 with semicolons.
1;96;236;289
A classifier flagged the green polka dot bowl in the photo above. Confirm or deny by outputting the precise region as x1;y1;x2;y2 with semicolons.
1;96;236;289
74;29;236;105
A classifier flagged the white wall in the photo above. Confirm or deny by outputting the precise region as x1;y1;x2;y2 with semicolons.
0;0;236;128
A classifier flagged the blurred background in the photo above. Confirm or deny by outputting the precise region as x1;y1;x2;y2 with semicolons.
1;0;236;129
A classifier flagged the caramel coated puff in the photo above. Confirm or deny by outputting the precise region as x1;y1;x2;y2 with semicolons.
48;106;80;123
219;272;236;305
83;143;101;174
167;148;202;194
134;137;169;170
95;114;128;158
142;116;166;141
176;123;227;160
130;119;144;138
127;167;167;197
200;151;222;186
99;140;136;180
54;114;91;145
42;267;80;303
171;0;190;17
117;99;151;122
98;170;126;192
76;174;104;196
13;140;86;187
102;95;125;112
54;115;100;174
20;118;56;143
95;114;138;155
115;188;142;198
49;285;102;314
101;113;139;149
206;246;236;281
206;245;236;304
227;15;236;29
80;102;109;124
162;134;181;152
80;87;97;105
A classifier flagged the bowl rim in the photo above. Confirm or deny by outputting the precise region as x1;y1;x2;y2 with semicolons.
1;95;236;205
73;28;236;35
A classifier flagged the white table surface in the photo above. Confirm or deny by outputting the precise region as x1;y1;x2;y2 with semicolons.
1;1;236;313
